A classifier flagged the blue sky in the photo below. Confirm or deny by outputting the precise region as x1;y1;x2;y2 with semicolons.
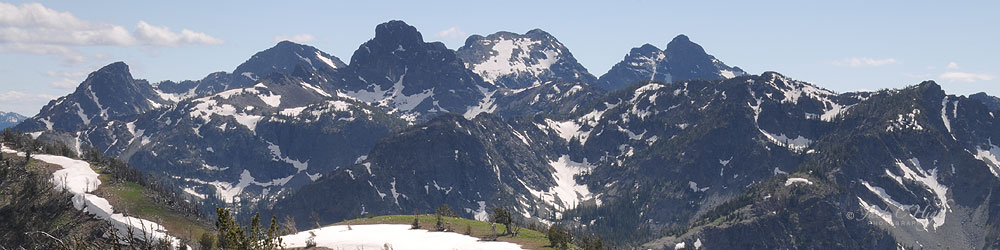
1;0;997;115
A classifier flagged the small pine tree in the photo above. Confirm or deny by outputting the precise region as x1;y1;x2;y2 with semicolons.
214;208;282;250
411;210;420;229
216;208;243;249
580;234;605;250
435;212;445;231
490;207;513;235
198;232;216;250
305;232;317;248
310;211;322;229
547;224;570;249
280;215;297;235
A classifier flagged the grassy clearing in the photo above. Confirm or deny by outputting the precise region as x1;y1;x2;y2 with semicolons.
331;214;558;250
98;180;212;244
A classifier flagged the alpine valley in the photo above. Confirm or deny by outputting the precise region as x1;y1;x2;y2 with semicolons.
8;20;1000;249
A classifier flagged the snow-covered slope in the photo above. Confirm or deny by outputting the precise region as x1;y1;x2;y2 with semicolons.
1;145;182;247
280;224;523;250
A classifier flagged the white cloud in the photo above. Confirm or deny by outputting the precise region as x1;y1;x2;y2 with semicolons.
44;70;88;78
946;62;960;69
0;90;56;102
939;72;994;83
0;2;92;29
0;43;84;64
0;2;222;51
0;90;58;116
0;25;135;45
435;27;467;39
0;2;133;46
832;57;899;67
134;21;223;47
48;78;78;89
274;34;316;43
902;73;932;78
0;2;223;67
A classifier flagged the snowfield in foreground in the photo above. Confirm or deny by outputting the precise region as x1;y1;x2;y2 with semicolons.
1;145;182;247
281;224;524;250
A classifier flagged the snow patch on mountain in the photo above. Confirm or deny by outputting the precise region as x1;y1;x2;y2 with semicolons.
267;141;309;172
974;140;1000;178
784;177;813;186
543;119;583;143
280;107;307;116
466;201;489;221
468;36;560;86
941;98;958;140
688;181;710;192
345;67;434;118
463;89;497;119
887;109;924;132
315;50;340;69
183;188;207;199
759;129;813;152
858;196;895;227
300;81;332;98
719;70;737;79
189;89;265;132
258;91;281;107
886;158;950;230
203;169;295;203
523;155;596;210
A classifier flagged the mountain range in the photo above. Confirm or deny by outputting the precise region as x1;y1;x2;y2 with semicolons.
0;111;26;129
12;20;1000;249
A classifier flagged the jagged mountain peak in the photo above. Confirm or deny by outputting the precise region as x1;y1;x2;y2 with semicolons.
15;61;165;132
632;43;662;54
373;20;424;46
457;28;595;89
663;34;706;57
969;92;1000;111
76;61;143;94
917;80;942;91
95;61;129;74
598;34;745;91
234;40;346;78
668;34;691;44
759;71;794;85
338;20;489;122
664;34;741;78
154;40;346;100
525;28;550;36
350;20;433;67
